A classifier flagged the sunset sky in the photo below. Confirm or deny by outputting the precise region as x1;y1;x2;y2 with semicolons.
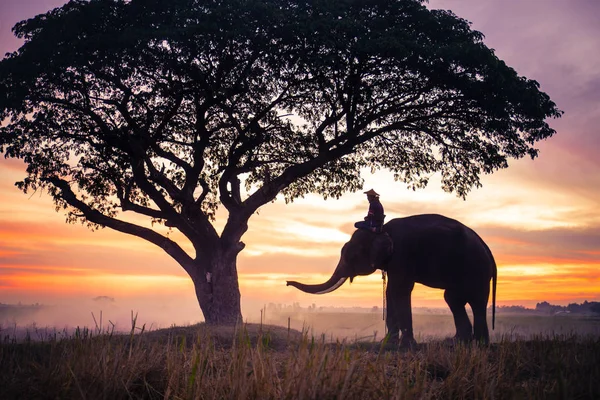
1;0;599;328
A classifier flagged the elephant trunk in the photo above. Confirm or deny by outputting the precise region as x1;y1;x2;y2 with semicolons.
286;262;348;294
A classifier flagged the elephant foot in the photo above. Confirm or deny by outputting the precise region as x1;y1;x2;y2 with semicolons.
441;336;458;346
442;335;472;346
455;333;473;343
473;336;491;346
382;333;399;346
399;335;417;349
379;335;417;351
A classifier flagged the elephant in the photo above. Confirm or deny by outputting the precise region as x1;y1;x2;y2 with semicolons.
286;214;497;347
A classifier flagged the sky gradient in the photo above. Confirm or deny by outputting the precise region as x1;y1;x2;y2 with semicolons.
1;0;599;328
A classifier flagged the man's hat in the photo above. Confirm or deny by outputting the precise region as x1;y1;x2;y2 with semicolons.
364;189;379;197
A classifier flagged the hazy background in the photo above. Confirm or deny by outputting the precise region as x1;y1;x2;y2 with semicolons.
1;0;599;332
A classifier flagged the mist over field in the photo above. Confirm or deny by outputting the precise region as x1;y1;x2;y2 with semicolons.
3;297;599;344
0;295;305;335
1;297;201;334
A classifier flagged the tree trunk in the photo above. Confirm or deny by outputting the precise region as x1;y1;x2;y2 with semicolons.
190;244;243;326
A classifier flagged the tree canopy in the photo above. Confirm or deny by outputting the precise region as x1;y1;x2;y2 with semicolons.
0;0;561;323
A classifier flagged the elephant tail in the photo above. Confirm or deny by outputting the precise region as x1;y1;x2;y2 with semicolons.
482;239;497;330
492;261;497;330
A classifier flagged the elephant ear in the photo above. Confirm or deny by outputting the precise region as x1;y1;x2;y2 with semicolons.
370;232;393;269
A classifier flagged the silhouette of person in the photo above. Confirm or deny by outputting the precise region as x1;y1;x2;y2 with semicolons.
354;189;385;233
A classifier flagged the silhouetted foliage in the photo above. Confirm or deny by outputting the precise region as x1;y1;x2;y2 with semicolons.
92;296;115;302
536;301;600;315
0;0;561;324
0;303;45;321
495;305;533;314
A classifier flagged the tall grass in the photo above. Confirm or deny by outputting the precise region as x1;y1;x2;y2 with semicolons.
1;320;598;399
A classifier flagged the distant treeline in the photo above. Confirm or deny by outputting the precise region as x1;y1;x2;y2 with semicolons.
0;302;46;322
534;301;600;315
0;303;43;307
495;301;600;315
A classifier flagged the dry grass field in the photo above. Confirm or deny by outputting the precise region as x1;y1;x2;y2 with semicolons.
1;313;599;399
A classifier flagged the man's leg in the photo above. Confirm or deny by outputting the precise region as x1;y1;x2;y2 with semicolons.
354;221;370;230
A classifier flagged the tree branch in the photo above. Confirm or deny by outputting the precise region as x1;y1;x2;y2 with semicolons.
47;176;196;274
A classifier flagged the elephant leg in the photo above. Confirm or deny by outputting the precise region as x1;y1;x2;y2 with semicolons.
386;282;416;348
444;289;473;342
469;292;490;344
385;297;400;344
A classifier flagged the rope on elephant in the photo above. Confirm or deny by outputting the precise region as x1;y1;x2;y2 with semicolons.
382;270;387;326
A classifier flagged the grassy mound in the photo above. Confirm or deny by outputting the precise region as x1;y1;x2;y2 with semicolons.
1;322;598;399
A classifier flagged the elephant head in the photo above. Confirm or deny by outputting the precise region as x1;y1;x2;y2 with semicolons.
286;229;393;294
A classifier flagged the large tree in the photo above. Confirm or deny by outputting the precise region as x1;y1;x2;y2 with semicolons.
0;0;561;324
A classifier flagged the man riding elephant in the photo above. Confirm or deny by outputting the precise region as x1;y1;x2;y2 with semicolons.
354;189;385;233
287;213;497;346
